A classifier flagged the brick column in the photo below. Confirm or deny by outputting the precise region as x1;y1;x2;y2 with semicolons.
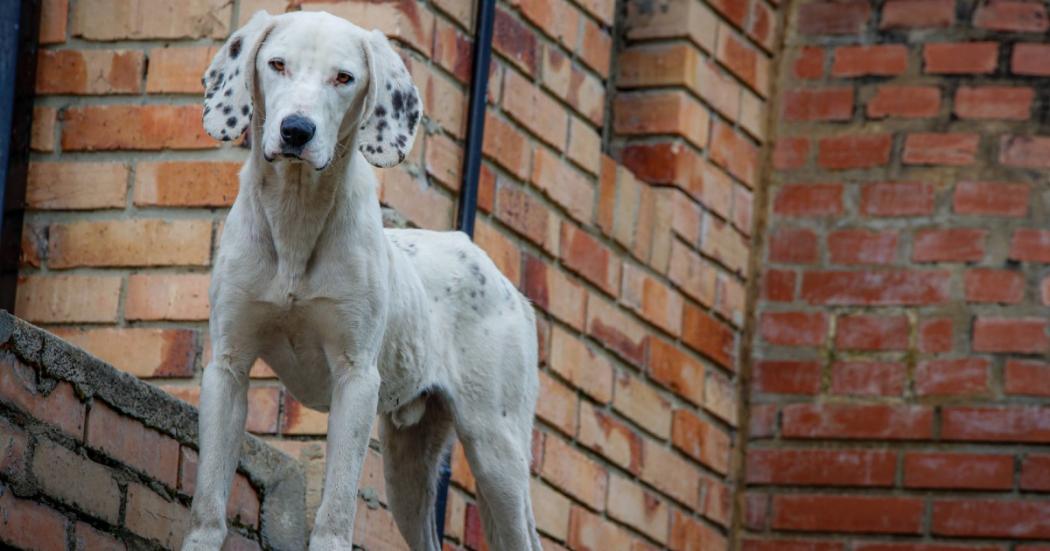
747;0;1050;546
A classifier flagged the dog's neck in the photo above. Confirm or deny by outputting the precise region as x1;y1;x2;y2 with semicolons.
245;139;384;297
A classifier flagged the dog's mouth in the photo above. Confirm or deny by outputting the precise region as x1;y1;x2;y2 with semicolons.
264;148;330;172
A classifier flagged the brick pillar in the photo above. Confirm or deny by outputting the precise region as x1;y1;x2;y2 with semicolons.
747;0;1050;545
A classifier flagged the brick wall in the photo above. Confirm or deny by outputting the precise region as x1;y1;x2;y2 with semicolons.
0;312;305;550
16;0;790;549
748;0;1050;548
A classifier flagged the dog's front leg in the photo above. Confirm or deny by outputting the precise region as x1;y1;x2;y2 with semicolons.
308;352;380;551
183;356;252;550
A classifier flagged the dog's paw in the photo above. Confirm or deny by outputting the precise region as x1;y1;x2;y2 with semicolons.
180;528;226;551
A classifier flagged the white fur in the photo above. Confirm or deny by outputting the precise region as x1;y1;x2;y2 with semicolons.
183;11;540;551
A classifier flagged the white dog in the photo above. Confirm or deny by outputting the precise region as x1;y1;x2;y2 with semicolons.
182;11;540;551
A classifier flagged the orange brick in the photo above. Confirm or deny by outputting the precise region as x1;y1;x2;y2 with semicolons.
671;510;727;551
541;436;608;511
925;42;999;74
568;64;606;125
503;70;568;149
432;18;472;84
473;219;521;286
31;107;56;152
622;263;683;336
125;273;210;321
710;121;758;186
424;132;463;192
578;401;643;474
483;113;531;180
682;304;735;371
36;49;143;95
281;394;329;435
48;219;212;268
613;371;672;439
495;183;557;252
587;293;648;365
648;337;704;405
578;17;612;77
54;327;196;379
530;479;571;541
377;169;454;231
608;474;670;543
27;162;128;210
641;438;702;509
549;325;614;403
567;116;601;176
702;217;750;274
536;372;577;436
39;0;68;44
531;148;595;224
146;46;218;94
673;409;731;474
303;0;434;55
15;275;121;323
561;222;620;296
615;91;710;150
516;0;580;49
62;105;216;151
568;506;635;550
716;29;769;96
625;0;717;52
124;484;189;549
87;401;180;488
72;0;231;40
134;162;239;207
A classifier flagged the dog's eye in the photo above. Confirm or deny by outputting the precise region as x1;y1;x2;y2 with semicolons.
269;59;285;73
336;72;354;85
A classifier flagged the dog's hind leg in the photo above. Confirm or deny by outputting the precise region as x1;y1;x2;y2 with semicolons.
380;394;454;551
457;421;541;551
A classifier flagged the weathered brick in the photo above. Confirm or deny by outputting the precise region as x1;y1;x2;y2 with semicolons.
759;311;827;347
932;500;1050;538
954;181;1030;217
867;85;941;119
942;406;1050;442
63;105;216;151
973;317;1049;354
16;275;121;323
36;49;143;95
1005;360;1050;396
836;314;909;351
86;400;180;487
903;133;979;166
753;360;821;395
0;487;67;551
54;327;196;378
549;325;613;403
828;229;898;265
832;361;906;397
542;436;608;511
124;484;190;549
522;254;587;330
1013;43;1050;75
135;161;239;207
1001;136;1050;169
531;148;594;224
913;228;987;262
782;403;933;440
578;401;643;475
673;409;730;474
27;162;128;210
800;270;951;305
956;85;1034;120
32;438;120;523
861;182;935;217
773;495;924;534
647;337;703;405
783;87;853;121
568;506;635;550
798;0;870;35
916;358;991;396
748;448;896;486
974;0;1048;32
904;452;1013;490
818;134;892;170
613;371;671;439
925;42;999;74
49;219;212;268
832;45;907;77
773;183;843;217
607;474;669;543
881;0;955;28
965;269;1024;303
178;447;260;527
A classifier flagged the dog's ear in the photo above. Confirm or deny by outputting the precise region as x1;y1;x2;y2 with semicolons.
202;11;275;141
358;30;422;168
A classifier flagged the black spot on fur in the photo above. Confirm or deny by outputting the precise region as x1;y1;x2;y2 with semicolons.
234;68;240;76
375;105;387;117
241;105;249;116
224;88;233;97
204;106;211;115
226;116;237;128
408;109;420;133
209;69;217;77
376;146;383;153
377;119;388;131
223;105;232;114
229;37;242;59
386;82;391;91
205;91;214;99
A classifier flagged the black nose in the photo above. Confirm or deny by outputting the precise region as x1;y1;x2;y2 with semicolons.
280;115;315;149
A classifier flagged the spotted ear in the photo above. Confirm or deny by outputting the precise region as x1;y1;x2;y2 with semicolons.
202;11;274;141
358;30;422;168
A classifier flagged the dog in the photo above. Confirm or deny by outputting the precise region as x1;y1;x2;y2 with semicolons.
181;11;541;551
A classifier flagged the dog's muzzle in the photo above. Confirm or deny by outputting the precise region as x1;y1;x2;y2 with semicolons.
280;115;316;157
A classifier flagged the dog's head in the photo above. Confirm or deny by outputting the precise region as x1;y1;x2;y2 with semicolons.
202;11;422;171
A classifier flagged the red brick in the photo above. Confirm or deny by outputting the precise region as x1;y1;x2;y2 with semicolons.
0;488;67;551
828;229;898;265
536;371;577;436
943;406;1050;442
495;183;553;251
615;91;709;149
75;521;126;551
568;506;635;550
956;86;1034;120
36;49;143;95
801;270;951;305
0;356;85;439
606;475;669;543
561;223;619;296
793;46;824;79
861;182;935;217
973;317;1049;354
763;269;796;302
483;113;531;180
73;0;231;40
672;409;730;475
670;510;726;551
124;484;190;549
954;181;1030;217
783;87;854;121
55;327;196;379
932;500;1050;538
748;448;896;486
62;105;215;151
965;269;1024;303
818;134;892;170
1001;136;1050;169
916;358;991;396
588;294;648;366
548;326;613;403
832;45;907;77
753;360;821;395
578;17;612;77
32;438;121;523
710;121;759;187
919;318;953;353
681;305;734;370
1010;228;1050;262
904;452;1013;490
768;226;819;263
832;361;906;396
531;148;594;224
1021;454;1050;490
867;85;941;118
178;447;261;528
773;137;810;170
86;401;180;488
773;183;843;216
1005;360;1050;396
974;0;1048;32
903;133;979;166
835;314;909;351
925;42;999;74
716;30;768;95
640;438;704;509
743;540;844;551
881;0;955;28
1013;43;1050;75
798;0;870;35
759;311;827;347
502;70;567;149
913;228;987;262
542;436;608;511
613;371;672;439
773;495;924;534
39;0;68;44
783;403;934;440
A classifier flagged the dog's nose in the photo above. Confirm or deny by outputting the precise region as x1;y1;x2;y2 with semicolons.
280;115;315;149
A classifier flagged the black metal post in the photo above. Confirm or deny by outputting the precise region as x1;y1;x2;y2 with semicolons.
434;0;496;542
0;0;41;312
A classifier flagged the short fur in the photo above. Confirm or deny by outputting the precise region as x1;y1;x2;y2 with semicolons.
183;11;540;551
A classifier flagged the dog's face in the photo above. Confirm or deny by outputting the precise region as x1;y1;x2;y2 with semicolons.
201;11;422;170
